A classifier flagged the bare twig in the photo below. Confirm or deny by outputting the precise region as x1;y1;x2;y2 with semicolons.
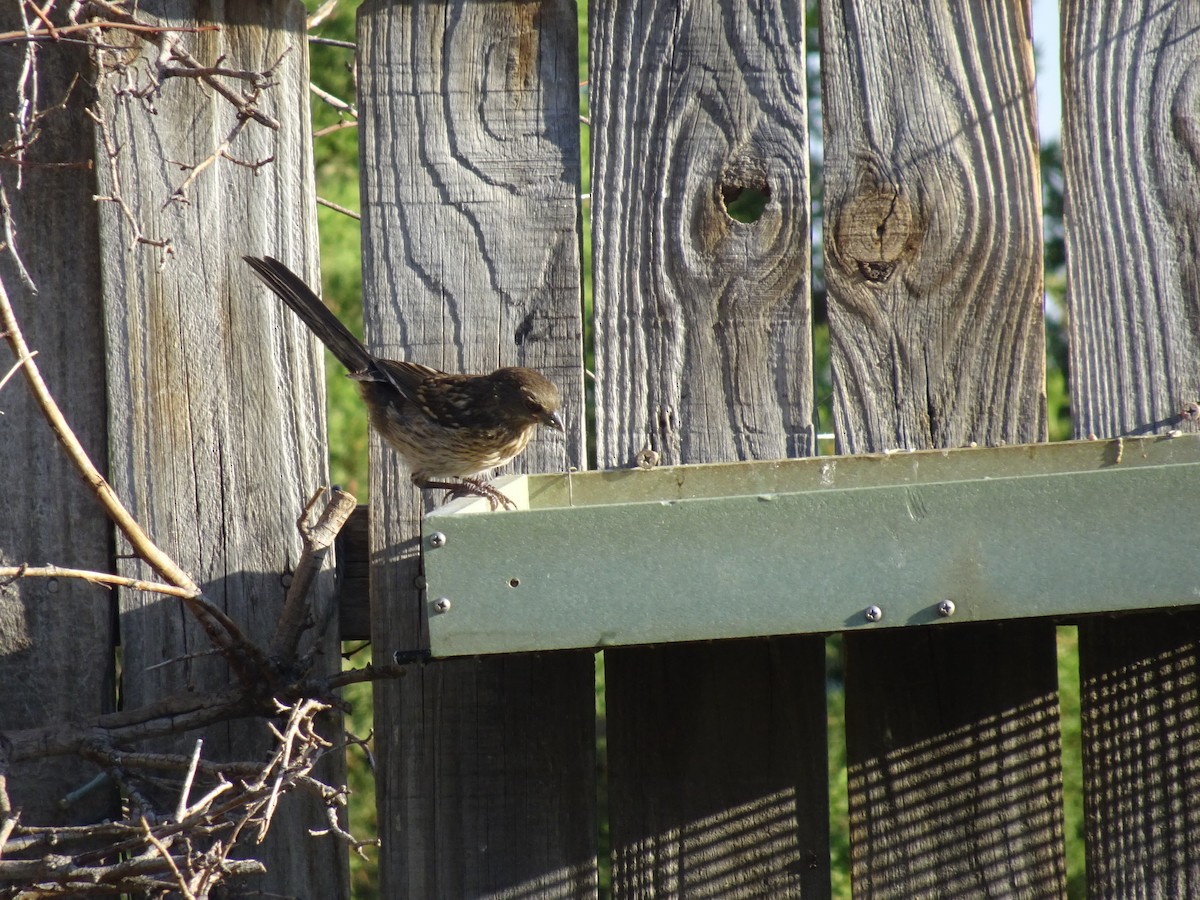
310;803;377;861
25;1;59;40
0;563;197;599
85;0;283;130
310;81;356;117
175;740;204;823
11;0;40;190
0;273;195;594
317;662;410;691
141;816;197;900
0;21;221;46
145;647;225;672
164;115;250;208
161;59;275;89
0;156;91;170
313;118;358;139
0;762;17;861
0;347;34;394
0;269;270;686
0;177;35;291
220;149;273;173
6;683;253;768
315;194;360;220
86;104;174;258
306;0;339;30
309;35;356;50
3;701;346;894
269;487;356;658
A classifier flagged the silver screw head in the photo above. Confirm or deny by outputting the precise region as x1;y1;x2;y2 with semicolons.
938;599;956;617
864;605;883;623
429;532;447;549
433;597;452;614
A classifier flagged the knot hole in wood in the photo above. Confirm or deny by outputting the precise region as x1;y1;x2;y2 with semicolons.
719;170;771;224
831;187;915;283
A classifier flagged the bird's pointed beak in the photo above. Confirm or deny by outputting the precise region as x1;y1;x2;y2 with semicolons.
546;410;565;432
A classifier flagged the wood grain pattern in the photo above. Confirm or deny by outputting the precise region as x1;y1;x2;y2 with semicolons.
93;4;346;895
357;1;595;895
821;1;1046;453
591;0;814;468
590;0;827;895
820;2;1067;895
1062;0;1200;892
1063;0;1200;441
0;11;114;826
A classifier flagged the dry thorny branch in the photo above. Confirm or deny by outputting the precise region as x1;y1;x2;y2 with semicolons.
0;254;399;890
1;701;357;898
0;4;396;894
0;275;395;888
0;0;292;275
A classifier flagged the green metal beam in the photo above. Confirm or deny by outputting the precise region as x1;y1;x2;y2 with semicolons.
421;435;1200;657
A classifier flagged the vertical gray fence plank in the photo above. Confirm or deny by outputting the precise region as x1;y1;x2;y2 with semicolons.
1062;0;1200;894
820;2;1067;895
94;4;346;895
357;1;596;895
0;11;114;826
590;0;828;895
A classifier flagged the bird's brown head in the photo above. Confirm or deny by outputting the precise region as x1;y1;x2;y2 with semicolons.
489;366;564;433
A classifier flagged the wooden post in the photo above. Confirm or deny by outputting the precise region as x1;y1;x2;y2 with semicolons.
357;1;596;894
1062;0;1200;892
92;3;346;895
0;8;114;827
590;0;829;894
820;1;1068;894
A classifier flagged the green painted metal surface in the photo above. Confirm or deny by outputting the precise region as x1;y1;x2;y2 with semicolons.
421;435;1200;656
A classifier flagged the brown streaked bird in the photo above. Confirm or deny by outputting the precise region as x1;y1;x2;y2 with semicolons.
243;255;563;509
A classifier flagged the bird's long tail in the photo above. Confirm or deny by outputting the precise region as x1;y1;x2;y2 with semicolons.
243;255;376;375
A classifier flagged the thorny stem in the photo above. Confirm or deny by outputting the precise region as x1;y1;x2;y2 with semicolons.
85;0;284;129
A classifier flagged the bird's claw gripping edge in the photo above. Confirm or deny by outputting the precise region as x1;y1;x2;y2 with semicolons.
415;476;517;511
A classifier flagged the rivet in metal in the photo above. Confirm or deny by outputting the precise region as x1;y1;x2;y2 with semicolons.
938;599;956;617
864;605;883;623
429;532;447;549
433;597;452;613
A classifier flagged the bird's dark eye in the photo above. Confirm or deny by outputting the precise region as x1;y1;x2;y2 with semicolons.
524;398;541;413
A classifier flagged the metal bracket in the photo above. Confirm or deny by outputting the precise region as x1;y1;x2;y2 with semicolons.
421;435;1200;657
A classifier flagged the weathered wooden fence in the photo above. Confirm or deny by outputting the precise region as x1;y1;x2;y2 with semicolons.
0;2;346;896
2;0;1199;897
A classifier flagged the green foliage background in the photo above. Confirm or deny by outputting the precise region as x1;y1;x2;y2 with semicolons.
303;3;1081;896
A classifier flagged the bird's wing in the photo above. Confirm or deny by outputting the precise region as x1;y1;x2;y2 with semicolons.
416;373;497;428
360;360;503;429
356;358;443;404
